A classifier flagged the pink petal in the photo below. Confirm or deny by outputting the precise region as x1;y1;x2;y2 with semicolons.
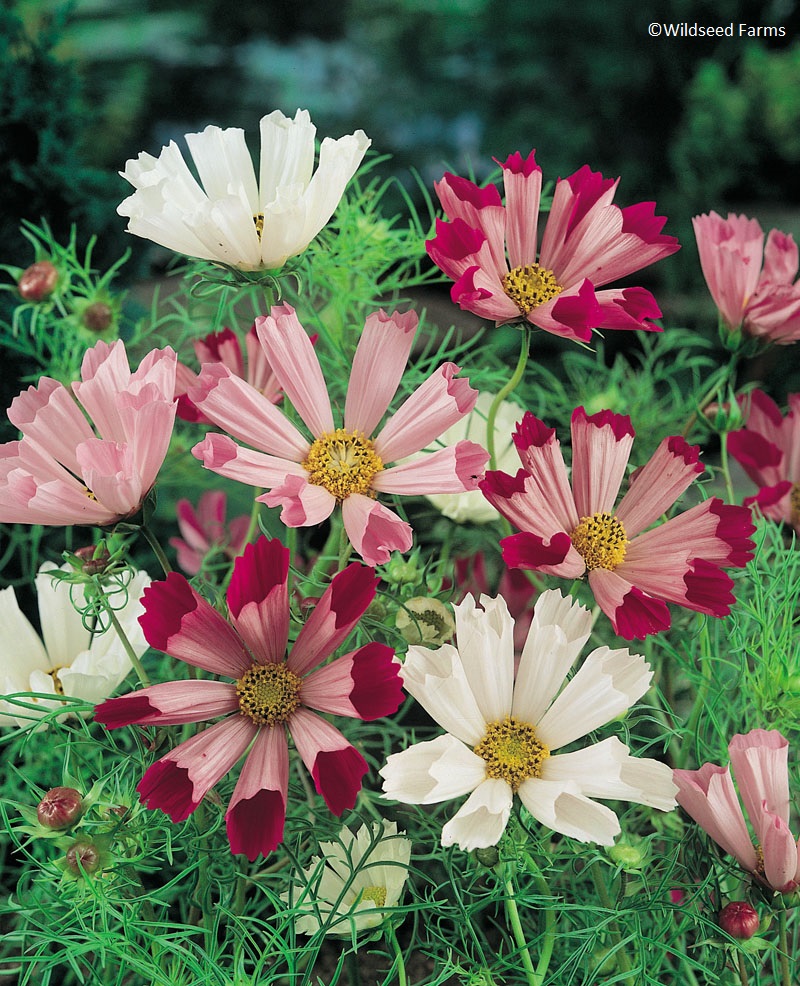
288;707;368;815
374;441;489;495
289;562;379;676
616;435;705;537
301;642;403;720
374;363;479;463
501;150;542;268
570;406;634;517
139;572;252;678
137;714;257;822
8;377;95;476
226;537;290;664
593;287;663;331
192;434;308;489
729;729;790;838
512;412;580;530
260;473;336;527
449;264;520;322
527;279;602;342
761;228;799;284
588;568;671;640
693;212;764;331
727;430;784;488
76;440;143;517
762;814;799;891
341;493;413;566
226;725;289;859
95;680;239;727
195;327;245;377
344;309;418;435
255;305;334;437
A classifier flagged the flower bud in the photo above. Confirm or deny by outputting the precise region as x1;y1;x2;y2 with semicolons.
719;901;759;940
396;597;455;645
607;841;647;871
65;840;101;875
473;845;500;868
73;545;111;576
82;301;113;333
37;786;83;829
18;261;58;301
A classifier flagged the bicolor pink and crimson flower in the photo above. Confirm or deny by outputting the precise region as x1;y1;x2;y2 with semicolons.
727;389;800;535
480;407;756;640
191;304;489;566
0;340;177;526
693;211;800;345
94;537;403;860
674;729;800;893
168;490;250;575
425;151;679;343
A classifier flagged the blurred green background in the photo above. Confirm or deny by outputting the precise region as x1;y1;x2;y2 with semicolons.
3;0;800;304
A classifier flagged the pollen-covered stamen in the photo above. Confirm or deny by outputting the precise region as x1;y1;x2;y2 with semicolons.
502;263;563;315
474;715;549;792
253;214;264;240
790;483;800;528
360;885;387;907
303;428;383;501
47;666;67;696
236;662;302;726
570;512;629;571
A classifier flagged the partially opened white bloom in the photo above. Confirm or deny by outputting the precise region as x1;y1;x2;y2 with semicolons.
380;589;677;850
118;109;371;270
0;564;150;727
415;393;521;524
289;820;411;935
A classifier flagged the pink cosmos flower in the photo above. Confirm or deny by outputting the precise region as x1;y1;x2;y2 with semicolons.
674;729;799;893
94;537;403;860
168;490;250;574
727;390;800;534
0;340;177;526
425;151;679;342
480;407;756;640
175;325;283;423
693;212;800;344
190;304;489;566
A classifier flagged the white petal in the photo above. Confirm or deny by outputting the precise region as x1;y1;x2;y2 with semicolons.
535;645;652;750
452;594;514;724
441;778;513;850
518;777;621;844
400;643;487;746
0;585;49;680
259;109;316;204
35;564;90;669
542;736;678;811
380;734;486;804
185;125;259;212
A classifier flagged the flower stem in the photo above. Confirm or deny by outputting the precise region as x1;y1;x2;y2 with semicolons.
779;909;791;986
503;867;539;986
718;429;737;505
523;854;556;986
590;861;635;984
677;620;713;769
107;607;150;687
139;523;172;577
487;326;530;470
384;921;408;986
737;950;750;986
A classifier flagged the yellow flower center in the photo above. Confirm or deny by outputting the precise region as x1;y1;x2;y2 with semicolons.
236;663;302;726
502;263;563;315
791;483;800;528
253;214;264;240
473;715;549;792
360;885;387;907
570;512;629;571
303;428;383;501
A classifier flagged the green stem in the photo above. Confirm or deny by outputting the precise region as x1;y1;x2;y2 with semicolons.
737;950;750;986
680;351;740;439
779;909;791;986
139;523;172;577
503;868;539;986
590;861;635;985
677;620;713;769
107;607;150;687
487;326;530;470
718;429;737;505
524;855;556;986
384;921;407;986
338;520;353;571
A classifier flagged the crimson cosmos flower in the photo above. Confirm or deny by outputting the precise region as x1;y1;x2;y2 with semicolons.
95;537;403;860
480;407;756;640
425;151;679;342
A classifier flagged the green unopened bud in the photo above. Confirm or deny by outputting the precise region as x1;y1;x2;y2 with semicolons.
607;840;647;871
384;554;421;585
396;597;455;645
65;840;101;875
473;845;499;868
18;260;59;301
37;787;83;829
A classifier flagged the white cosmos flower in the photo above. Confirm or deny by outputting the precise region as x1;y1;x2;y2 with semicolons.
0;564;150;728
117;109;371;271
289;820;411;936
380;589;677;850
416;393;521;524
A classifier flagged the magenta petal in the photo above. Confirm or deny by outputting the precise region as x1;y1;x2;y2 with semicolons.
501;531;576;574
226;726;289;859
227;537;290;664
137;760;198;823
288;707;368;815
95;680;239;728
612;584;671;640
301;642;403;720
683;560;735;617
139;573;251;678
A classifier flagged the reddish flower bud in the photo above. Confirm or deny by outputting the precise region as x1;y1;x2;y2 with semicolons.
73;545;111;575
65;840;101;875
18;261;59;301
37;786;83;829
719;901;759;939
82;301;113;333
